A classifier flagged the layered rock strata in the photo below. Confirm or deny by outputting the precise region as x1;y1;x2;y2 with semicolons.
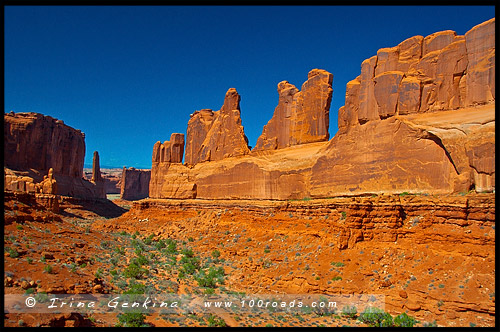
4;112;85;178
4;112;106;199
111;193;495;326
338;18;495;131
254;69;333;151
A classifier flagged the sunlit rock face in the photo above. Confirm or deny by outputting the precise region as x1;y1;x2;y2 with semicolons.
149;18;495;199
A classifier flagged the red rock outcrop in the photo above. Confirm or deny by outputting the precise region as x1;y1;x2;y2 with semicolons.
254;69;333;151
150;133;196;199
90;151;106;199
4;112;85;178
36;168;58;195
120;167;151;201
317;18;495;195
338;18;495;132
4;112;107;199
185;88;250;165
152;133;185;164
148;18;494;200
91;151;102;182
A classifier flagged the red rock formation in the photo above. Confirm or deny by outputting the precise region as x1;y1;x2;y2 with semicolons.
463;18;495;106
36;168;58;194
149;18;495;199
91;151;102;182
4;112;107;199
254;69;333;151
4;169;37;193
149;163;196;199
326;18;495;195
4;112;85;178
184;109;215;165
152;133;185;164
90;151;106;199
150;133;196;199
338;18;495;132
120;167;151;201
185;88;250;165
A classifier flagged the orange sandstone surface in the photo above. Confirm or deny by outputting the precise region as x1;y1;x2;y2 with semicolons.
4;191;495;327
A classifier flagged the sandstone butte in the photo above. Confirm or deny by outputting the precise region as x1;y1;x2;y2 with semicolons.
120;167;151;201
4;112;106;200
150;18;495;200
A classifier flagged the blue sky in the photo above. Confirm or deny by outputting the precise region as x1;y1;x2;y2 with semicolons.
4;5;495;168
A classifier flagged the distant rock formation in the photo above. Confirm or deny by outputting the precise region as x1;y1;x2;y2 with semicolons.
84;168;123;194
184;88;250;166
4;112;107;199
90;151;106;199
91;151;102;182
254;69;333;151
120;167;151;201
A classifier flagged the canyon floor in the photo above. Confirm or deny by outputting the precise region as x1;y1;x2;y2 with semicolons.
3;191;495;327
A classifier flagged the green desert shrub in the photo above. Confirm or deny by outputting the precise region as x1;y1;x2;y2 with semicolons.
195;266;225;288
358;307;393;327
116;312;148;327
394;312;418;327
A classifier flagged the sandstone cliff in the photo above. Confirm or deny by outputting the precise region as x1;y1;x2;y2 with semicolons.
338;18;495;131
254;69;333;151
315;17;495;195
150;133;196;199
148;18;495;200
4;112;85;178
120;167;151;201
4;112;106;199
185;88;250;165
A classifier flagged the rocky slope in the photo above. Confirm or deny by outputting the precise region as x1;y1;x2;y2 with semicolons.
93;191;495;327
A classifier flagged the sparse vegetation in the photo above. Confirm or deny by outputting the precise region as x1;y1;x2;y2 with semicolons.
3;184;494;328
5;247;19;258
43;264;53;274
116;312;148;327
358;307;418;327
